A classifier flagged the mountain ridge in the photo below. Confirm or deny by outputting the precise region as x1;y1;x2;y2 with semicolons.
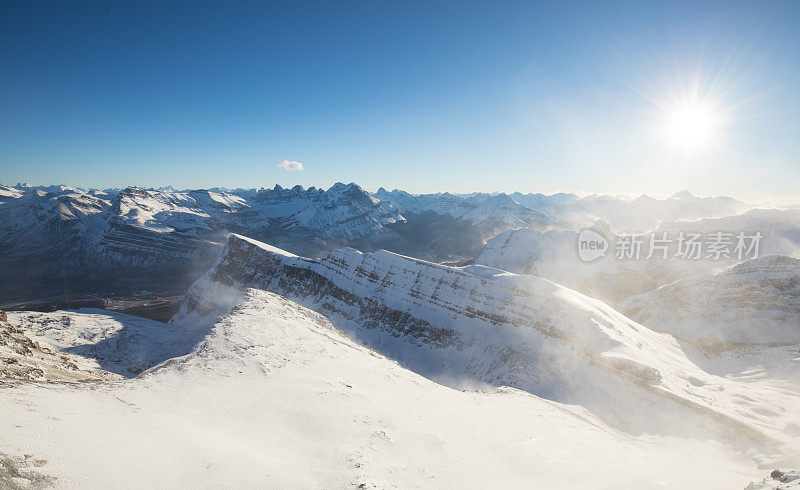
173;233;798;450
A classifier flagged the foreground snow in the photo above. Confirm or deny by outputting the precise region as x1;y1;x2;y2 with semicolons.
0;293;772;488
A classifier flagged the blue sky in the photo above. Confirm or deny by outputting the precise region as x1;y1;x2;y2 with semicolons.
1;1;799;200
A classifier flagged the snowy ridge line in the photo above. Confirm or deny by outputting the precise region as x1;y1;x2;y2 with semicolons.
173;233;788;448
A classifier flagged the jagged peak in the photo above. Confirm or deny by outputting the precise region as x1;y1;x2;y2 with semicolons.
327;182;364;193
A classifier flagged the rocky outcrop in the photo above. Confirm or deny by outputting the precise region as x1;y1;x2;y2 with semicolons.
745;470;800;490
0;320;118;382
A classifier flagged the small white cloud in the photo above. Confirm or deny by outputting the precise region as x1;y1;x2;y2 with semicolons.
277;160;304;171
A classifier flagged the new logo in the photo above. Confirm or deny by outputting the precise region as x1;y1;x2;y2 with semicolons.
577;229;609;262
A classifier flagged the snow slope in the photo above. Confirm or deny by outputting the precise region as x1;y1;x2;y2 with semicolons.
0;292;773;488
176;234;800;456
619;255;800;347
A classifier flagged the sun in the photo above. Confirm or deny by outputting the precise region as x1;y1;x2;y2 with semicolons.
666;103;717;150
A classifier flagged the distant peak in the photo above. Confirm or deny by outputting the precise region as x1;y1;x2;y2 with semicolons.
670;189;695;200
328;182;364;193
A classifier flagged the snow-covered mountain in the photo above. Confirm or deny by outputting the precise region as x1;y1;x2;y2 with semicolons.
619;255;800;347
373;188;550;228
372;188;553;259
252;183;403;240
549;190;751;232
172;234;800;452
0;183;406;303
1;182;568;305
473;221;674;303
0;182;789;318
443;189;749;232
656;208;800;256
474;207;800;304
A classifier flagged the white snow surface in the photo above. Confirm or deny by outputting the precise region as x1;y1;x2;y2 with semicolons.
0;292;778;488
619;255;800;346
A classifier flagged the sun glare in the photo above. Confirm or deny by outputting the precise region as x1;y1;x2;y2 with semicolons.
643;72;736;157
666;103;717;149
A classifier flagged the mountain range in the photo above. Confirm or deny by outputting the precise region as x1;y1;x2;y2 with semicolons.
2;182;800;487
0;182;776;311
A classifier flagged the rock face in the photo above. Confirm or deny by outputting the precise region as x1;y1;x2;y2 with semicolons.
175;234;795;446
619;255;800;347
